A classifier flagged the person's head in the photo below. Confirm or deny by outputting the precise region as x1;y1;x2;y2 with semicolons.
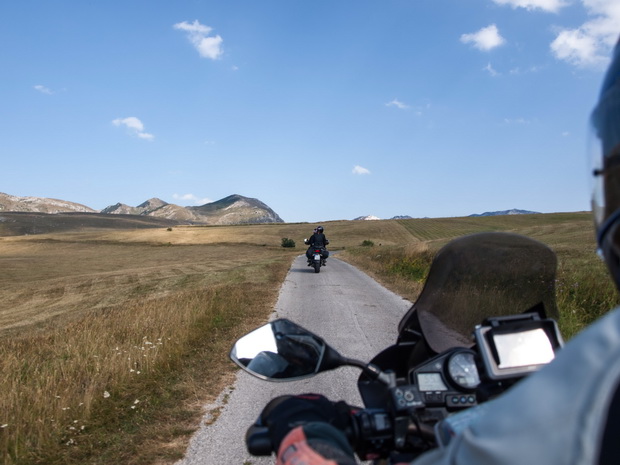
591;37;620;290
316;226;324;234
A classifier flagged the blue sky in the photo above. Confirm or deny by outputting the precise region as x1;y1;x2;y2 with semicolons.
1;0;618;223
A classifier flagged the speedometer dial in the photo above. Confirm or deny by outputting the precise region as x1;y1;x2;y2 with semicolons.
447;351;480;390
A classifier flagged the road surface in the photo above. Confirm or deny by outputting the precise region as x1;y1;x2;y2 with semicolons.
176;254;412;464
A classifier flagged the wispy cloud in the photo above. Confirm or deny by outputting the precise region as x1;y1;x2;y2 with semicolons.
174;20;223;60
172;193;212;205
386;98;410;110
503;117;532;125
491;0;568;13
509;65;543;75
353;165;371;175
34;85;54;95
550;0;619;69
112;117;154;140
484;62;501;77
461;24;505;51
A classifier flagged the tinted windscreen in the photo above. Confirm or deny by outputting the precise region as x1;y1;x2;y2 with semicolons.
399;232;558;353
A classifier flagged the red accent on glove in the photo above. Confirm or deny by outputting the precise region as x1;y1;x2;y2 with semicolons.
277;426;340;465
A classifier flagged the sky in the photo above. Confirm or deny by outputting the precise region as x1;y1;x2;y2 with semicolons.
1;0;618;223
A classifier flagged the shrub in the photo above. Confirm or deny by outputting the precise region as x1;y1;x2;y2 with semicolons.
361;240;375;247
281;238;296;248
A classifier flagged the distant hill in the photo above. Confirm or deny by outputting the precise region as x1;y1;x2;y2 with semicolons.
469;209;540;217
353;211;539;220
102;194;283;224
354;215;413;220
187;195;283;224
0;193;96;214
0;212;180;236
0;192;284;230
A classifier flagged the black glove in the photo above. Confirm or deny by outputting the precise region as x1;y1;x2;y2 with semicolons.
259;393;354;450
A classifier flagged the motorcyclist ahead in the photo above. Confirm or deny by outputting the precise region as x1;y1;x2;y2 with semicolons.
258;36;620;465
305;226;330;265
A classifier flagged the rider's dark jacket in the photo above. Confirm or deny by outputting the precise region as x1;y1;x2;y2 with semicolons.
308;233;328;248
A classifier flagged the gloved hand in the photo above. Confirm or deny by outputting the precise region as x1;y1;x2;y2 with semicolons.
259;393;355;451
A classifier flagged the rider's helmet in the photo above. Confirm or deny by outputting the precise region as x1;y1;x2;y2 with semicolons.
591;36;620;289
316;226;324;233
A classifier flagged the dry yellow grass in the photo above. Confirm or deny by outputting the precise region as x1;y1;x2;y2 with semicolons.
1;213;610;464
0;226;298;464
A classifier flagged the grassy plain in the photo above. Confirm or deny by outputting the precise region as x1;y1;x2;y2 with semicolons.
0;212;616;464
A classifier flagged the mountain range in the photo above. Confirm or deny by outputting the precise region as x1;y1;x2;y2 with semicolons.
353;209;540;221
0;192;542;227
0;193;283;225
468;209;540;217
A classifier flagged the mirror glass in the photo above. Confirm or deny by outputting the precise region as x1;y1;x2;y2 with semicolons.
230;319;326;381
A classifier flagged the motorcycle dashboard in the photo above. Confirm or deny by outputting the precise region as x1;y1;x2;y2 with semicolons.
409;349;480;409
417;372;448;391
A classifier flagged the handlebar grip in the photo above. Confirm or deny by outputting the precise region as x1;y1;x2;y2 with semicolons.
246;424;274;456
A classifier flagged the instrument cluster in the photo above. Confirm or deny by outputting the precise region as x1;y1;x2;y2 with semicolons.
409;348;480;409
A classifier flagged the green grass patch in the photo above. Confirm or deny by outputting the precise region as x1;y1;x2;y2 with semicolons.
342;213;620;339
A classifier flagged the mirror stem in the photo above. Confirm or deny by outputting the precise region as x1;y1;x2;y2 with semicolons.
343;358;396;388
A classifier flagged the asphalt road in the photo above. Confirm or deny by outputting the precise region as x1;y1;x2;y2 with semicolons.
176;254;413;465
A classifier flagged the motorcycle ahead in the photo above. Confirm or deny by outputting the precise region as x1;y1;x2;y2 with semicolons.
230;232;564;464
304;238;328;273
308;247;327;273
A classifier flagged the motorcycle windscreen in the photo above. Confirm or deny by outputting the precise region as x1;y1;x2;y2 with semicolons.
398;232;558;354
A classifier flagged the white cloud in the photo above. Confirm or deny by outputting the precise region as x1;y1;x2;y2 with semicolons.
461;24;506;51
174;20;223;60
550;1;619;68
386;98;410;109
137;132;155;141
484;62;501;76
34;85;53;95
172;193;212;205
492;0;569;13
112;117;154;140
353;165;371;175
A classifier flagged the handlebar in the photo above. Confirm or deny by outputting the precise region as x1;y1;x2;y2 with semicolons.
245;408;416;459
245;424;273;456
